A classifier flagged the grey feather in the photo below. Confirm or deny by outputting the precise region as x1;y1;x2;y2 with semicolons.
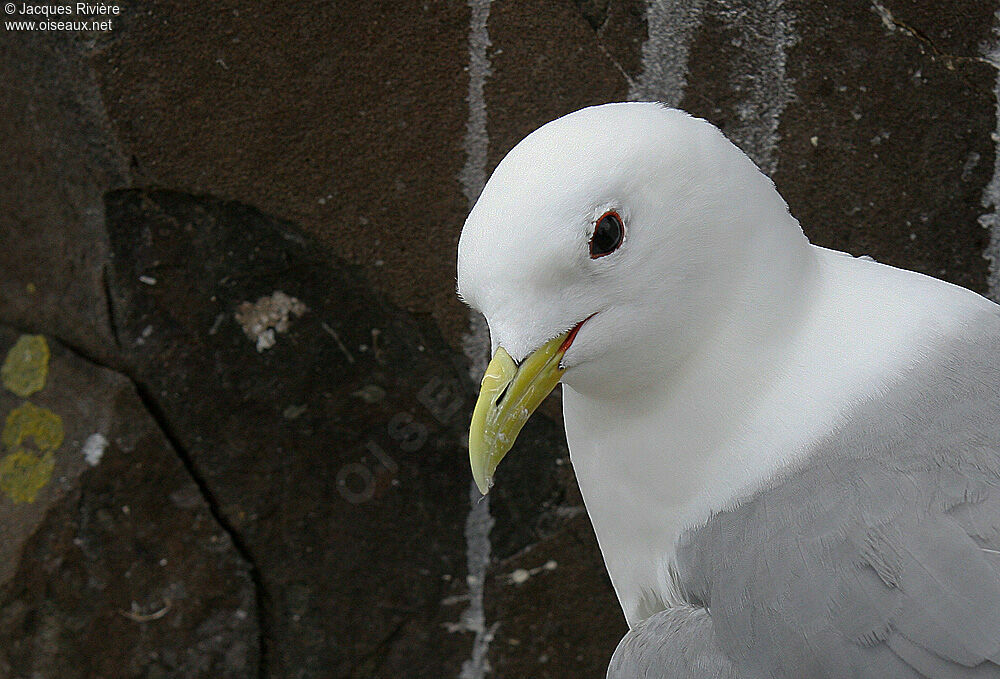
612;309;1000;678
608;605;737;678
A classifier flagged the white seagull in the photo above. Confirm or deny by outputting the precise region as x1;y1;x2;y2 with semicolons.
457;102;1000;678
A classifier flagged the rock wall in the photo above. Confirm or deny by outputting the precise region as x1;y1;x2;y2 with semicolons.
2;1;999;677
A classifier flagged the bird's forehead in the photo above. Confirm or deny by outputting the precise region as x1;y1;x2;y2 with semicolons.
461;115;640;256
457;103;705;310
458;190;583;303
459;149;604;295
466;103;705;232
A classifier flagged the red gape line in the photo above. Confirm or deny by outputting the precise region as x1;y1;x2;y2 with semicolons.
559;313;597;354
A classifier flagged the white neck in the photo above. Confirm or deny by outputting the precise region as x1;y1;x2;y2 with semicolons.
562;244;997;627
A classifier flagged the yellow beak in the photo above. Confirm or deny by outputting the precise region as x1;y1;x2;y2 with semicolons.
469;331;570;495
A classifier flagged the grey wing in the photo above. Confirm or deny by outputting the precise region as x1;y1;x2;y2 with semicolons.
679;457;1000;679
675;323;1000;678
607;605;737;679
851;506;1000;677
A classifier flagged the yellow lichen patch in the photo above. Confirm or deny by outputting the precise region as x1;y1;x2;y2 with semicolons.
0;449;55;504
1;335;50;397
0;402;62;504
2;402;64;452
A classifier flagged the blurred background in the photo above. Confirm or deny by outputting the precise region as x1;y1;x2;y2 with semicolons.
1;1;999;677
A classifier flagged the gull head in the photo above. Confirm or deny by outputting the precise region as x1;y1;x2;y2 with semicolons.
457;102;805;493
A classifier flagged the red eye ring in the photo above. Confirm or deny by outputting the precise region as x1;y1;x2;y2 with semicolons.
590;211;625;259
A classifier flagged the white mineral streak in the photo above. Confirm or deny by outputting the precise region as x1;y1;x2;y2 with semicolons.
630;0;706;105
457;1;497;678
713;0;796;176
630;0;795;177
979;12;1000;302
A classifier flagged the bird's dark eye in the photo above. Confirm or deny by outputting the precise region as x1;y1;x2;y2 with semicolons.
590;211;625;259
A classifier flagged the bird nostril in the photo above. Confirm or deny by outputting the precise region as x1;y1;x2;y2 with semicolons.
494;382;511;407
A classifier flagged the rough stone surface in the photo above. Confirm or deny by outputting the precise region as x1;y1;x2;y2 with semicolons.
89;0;474;348
484;513;627;678
105;188;497;676
484;0;631;173
0;327;257;678
771;0;997;294
0;30;129;366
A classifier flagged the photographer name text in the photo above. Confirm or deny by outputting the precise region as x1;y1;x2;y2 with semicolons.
15;3;118;15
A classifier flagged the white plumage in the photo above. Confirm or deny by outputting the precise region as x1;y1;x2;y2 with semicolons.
458;103;1000;677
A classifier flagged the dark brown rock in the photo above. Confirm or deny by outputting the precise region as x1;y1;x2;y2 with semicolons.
0;327;256;678
0;30;129;366
484;0;632;173
484;513;627;679
89;0;474;348
773;0;996;294
674;1;996;294
103;188;491;677
101;187;620;676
